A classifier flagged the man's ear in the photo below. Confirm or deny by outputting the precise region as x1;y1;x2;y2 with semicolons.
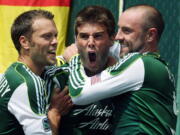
146;28;158;42
19;36;30;50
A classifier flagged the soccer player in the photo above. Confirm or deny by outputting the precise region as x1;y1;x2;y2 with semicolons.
68;5;176;135
0;9;72;135
53;5;116;135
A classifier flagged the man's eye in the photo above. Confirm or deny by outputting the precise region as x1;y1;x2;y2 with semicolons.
122;28;132;34
124;29;132;34
79;34;89;39
94;34;103;39
43;34;52;40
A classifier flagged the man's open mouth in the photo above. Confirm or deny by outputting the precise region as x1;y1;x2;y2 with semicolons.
88;52;96;62
48;50;56;55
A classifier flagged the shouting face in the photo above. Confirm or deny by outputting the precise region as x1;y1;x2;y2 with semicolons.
76;23;113;76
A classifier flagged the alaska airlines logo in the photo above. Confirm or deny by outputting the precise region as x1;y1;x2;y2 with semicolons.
79;118;110;130
73;104;113;130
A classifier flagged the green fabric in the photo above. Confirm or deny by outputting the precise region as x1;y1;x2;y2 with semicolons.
112;53;176;135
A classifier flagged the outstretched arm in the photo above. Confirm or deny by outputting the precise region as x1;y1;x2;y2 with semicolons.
69;53;144;105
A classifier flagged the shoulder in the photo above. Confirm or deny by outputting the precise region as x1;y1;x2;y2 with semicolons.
4;62;26;90
107;53;143;74
141;53;175;88
5;62;45;98
141;53;169;72
6;62;45;91
0;63;31;105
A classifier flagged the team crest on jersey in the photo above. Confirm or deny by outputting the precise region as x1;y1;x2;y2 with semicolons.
91;74;101;85
42;118;51;132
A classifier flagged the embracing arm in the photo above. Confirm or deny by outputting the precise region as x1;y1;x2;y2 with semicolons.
69;54;145;105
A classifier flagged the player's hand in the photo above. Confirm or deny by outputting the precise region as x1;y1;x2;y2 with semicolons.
48;86;73;135
49;86;73;115
62;43;78;62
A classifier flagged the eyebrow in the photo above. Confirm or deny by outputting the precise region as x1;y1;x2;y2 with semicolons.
79;31;105;35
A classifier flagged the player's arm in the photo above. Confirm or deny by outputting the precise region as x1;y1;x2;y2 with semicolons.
69;53;145;105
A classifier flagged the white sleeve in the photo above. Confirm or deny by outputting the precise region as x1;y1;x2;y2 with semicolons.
109;41;121;61
8;83;52;135
70;58;145;105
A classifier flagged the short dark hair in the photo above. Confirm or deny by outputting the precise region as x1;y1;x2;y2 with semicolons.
144;6;164;40
74;5;115;37
11;9;54;53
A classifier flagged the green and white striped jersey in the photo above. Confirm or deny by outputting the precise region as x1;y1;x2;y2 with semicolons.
0;62;64;135
50;63;115;135
68;52;176;135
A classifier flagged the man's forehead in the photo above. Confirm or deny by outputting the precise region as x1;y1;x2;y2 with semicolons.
32;18;57;32
119;10;144;26
77;23;107;34
32;18;54;28
121;9;145;20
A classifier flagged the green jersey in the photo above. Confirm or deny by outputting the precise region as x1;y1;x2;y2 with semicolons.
68;52;176;135
48;64;114;135
0;62;57;135
59;99;114;135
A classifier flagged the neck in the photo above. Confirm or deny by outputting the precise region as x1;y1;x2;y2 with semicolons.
18;56;44;76
139;43;158;53
84;66;105;77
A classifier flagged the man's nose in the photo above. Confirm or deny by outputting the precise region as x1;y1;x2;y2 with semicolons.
51;37;58;46
115;30;124;41
88;36;95;48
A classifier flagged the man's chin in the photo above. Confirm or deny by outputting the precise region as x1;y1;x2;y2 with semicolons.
88;61;98;69
47;59;57;66
120;47;130;57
